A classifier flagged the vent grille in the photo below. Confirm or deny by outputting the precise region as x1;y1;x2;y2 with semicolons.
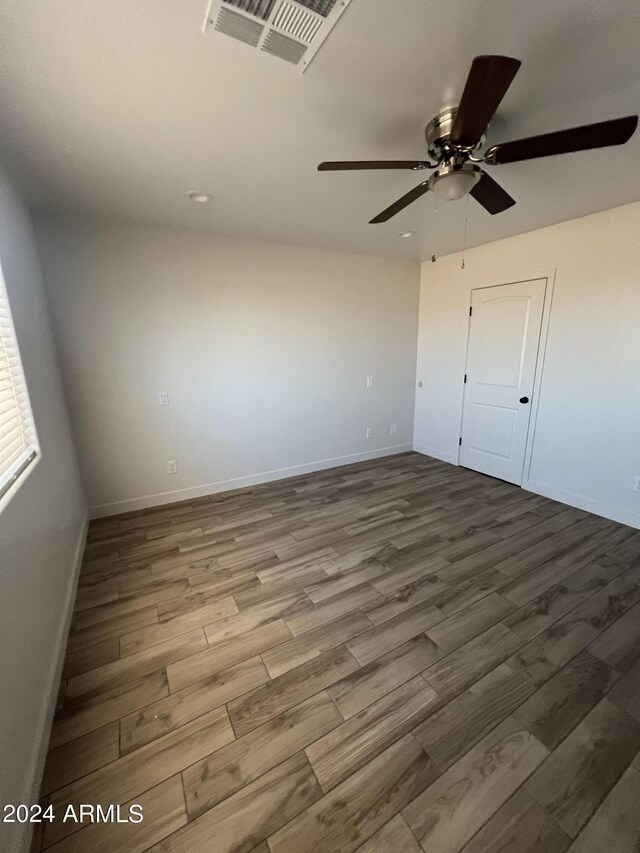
262;30;308;63
215;7;264;45
203;0;351;70
272;1;323;43
295;0;337;17
224;0;276;20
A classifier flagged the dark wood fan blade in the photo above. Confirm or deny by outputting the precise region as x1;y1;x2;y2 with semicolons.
369;180;430;223
318;160;433;171
470;169;516;214
450;55;521;148
484;115;638;164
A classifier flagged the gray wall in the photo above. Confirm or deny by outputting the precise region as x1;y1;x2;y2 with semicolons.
34;215;420;517
0;170;86;853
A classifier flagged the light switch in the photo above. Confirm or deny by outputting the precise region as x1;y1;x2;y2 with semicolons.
159;391;169;406
366;376;374;388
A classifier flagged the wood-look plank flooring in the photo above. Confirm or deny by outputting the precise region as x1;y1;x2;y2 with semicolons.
36;452;640;852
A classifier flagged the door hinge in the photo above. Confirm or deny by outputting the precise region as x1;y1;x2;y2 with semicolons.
463;374;467;383
469;306;472;316
459;437;462;446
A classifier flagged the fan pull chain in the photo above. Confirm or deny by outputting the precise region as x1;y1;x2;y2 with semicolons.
461;192;469;269
431;190;438;263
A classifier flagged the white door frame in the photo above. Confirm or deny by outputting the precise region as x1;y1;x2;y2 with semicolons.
456;268;556;487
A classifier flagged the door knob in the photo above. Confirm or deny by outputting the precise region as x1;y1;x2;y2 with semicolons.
519;396;529;404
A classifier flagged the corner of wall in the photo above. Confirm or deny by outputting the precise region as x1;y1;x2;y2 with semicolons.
412;442;458;465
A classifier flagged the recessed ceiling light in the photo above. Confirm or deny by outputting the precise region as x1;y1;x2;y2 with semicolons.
398;231;415;238
187;191;212;203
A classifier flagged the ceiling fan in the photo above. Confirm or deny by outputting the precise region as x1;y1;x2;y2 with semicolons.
318;55;638;223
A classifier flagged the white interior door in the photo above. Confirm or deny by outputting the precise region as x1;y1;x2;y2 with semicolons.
459;278;546;485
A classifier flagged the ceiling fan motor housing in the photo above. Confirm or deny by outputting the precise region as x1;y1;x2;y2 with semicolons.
425;109;483;200
425;108;486;162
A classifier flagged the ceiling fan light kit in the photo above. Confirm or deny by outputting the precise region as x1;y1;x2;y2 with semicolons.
318;54;638;224
430;159;480;202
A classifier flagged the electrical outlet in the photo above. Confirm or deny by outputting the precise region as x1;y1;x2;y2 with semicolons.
366;376;374;388
633;476;640;492
166;460;177;474
366;427;373;439
390;423;397;435
159;391;169;406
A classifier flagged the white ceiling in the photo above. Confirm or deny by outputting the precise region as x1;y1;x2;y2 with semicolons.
0;0;639;260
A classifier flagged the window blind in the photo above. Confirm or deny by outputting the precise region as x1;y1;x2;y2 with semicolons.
0;264;38;501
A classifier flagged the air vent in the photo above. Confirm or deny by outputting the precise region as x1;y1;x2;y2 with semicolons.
263;30;308;64
203;0;352;71
224;0;276;20
215;7;264;46
296;0;338;15
272;2;324;43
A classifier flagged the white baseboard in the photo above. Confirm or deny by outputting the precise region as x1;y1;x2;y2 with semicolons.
412;443;459;466
18;512;88;853
523;479;640;530
90;444;414;518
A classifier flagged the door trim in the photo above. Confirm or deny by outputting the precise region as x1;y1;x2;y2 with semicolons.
456;269;556;487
